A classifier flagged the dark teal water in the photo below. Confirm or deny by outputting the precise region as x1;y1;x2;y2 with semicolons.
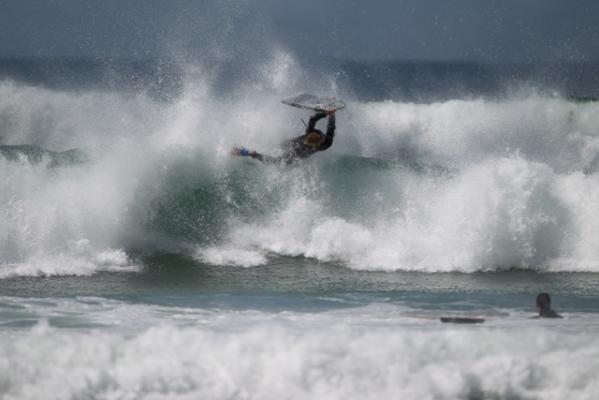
2;255;597;316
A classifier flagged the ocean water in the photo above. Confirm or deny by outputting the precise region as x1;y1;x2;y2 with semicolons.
2;55;599;399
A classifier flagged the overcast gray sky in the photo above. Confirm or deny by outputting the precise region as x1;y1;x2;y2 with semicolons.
1;0;598;62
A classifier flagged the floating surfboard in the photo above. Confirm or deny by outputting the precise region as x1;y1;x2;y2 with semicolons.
282;93;345;112
440;317;485;324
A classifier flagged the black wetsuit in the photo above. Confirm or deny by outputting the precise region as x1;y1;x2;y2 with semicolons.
250;112;335;165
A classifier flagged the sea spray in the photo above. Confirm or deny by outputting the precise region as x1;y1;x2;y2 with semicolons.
3;62;599;275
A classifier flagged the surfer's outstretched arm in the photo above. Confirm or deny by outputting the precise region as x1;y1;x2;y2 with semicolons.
232;146;294;165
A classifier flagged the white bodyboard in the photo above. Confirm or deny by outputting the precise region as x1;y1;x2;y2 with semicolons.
282;93;345;112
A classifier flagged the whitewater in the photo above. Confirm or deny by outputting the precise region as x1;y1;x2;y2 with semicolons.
2;53;599;399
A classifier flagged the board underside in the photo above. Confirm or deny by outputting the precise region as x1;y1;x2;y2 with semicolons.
282;93;345;112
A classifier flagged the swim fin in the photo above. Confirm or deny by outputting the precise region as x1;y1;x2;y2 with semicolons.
230;146;251;157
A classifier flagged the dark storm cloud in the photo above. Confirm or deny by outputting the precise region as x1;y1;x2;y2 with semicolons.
1;0;598;62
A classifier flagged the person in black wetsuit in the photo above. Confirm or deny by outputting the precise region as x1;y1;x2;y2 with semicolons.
533;292;562;318
234;111;336;165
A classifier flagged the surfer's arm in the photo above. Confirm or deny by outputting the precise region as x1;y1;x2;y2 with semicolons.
319;114;336;150
250;151;287;165
306;112;327;133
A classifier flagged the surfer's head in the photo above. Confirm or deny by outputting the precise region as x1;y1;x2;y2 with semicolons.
536;292;551;311
304;131;325;147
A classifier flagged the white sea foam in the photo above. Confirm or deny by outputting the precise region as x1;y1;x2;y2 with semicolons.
1;305;598;400
0;150;140;277
200;155;599;272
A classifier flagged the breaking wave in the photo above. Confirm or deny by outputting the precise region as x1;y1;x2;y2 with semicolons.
2;56;599;275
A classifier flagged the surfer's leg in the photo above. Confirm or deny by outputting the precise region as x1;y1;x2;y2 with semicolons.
231;146;252;156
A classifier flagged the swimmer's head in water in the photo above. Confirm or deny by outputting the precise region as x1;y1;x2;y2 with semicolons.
304;131;324;147
536;292;551;311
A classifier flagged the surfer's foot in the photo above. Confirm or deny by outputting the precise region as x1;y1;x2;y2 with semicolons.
231;146;251;157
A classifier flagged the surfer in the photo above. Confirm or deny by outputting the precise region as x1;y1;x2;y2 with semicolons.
533;292;562;319
232;111;336;165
